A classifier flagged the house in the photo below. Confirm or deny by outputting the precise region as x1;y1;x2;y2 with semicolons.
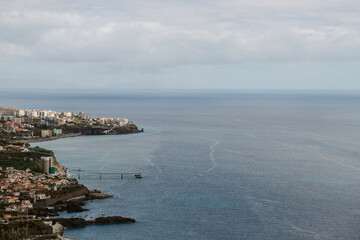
62;111;73;118
20;147;30;152
1;116;14;121
3;125;16;133
41;130;52;138
36;193;50;200
14;117;24;123
52;129;62;136
5;204;20;212
24;110;38;117
32;118;42;125
21;200;31;205
21;201;33;210
17;109;25;117
4;196;19;204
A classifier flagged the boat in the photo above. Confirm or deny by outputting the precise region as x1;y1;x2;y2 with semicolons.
134;173;142;179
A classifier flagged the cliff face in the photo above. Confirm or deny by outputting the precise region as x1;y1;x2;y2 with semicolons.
52;155;65;175
33;152;65;175
114;124;144;134
80;124;143;135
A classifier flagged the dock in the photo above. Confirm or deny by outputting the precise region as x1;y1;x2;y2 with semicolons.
76;172;142;179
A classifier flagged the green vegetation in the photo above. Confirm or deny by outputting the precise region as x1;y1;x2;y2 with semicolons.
0;158;40;172
0;220;53;239
73;117;96;124
11;142;30;147
0;147;54;172
29;147;53;156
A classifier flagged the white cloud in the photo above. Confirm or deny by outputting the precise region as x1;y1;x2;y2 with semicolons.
0;0;359;88
0;43;31;56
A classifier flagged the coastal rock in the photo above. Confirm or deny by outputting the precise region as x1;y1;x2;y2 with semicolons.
56;218;89;228
52;222;64;235
65;202;89;213
26;234;63;240
93;216;136;224
54;216;136;228
33;208;60;217
88;189;112;200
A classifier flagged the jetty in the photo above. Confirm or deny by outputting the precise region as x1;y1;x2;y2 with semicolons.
76;172;142;179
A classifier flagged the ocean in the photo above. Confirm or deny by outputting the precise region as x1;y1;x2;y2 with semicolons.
2;90;360;240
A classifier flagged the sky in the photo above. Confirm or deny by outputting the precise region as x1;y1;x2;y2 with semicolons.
1;0;360;90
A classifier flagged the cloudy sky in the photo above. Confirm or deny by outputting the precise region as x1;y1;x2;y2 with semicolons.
1;0;359;89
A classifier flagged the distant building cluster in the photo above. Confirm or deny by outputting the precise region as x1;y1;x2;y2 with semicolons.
0;143;30;153
0;107;130;138
0;107;92;128
97;118;129;127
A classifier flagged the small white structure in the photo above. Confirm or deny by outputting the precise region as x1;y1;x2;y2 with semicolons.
36;193;50;200
41;130;52;138
62;112;73;118
17;109;25;117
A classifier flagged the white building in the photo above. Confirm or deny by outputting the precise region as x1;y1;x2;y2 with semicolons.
36;193;50;200
1;116;14;121
62;112;73;118
41;130;52;138
17;109;25;117
25;110;39;117
14;117;24;123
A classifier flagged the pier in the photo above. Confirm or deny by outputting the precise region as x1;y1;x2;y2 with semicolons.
76;172;142;179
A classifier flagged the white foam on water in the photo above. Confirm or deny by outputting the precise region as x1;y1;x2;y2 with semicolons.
198;136;220;173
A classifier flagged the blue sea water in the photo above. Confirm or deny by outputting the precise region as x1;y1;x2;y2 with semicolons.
2;90;360;240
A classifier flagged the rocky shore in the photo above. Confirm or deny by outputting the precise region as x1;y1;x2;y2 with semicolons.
0;108;142;239
88;189;113;200
34;185;113;216
0;216;135;240
0;144;137;240
25;133;82;143
23;124;144;144
55;216;136;228
1;183;135;240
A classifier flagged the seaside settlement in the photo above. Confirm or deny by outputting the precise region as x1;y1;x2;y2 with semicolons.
0;107;143;141
0;107;139;240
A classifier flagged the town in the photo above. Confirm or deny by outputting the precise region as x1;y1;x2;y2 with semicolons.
0;163;70;221
0;107;142;141
0;139;78;238
0;107;140;239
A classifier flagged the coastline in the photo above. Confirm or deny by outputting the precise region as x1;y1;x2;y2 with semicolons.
36;141;137;238
24;133;82;143
1;134;141;240
0;147;137;240
0;106;143;239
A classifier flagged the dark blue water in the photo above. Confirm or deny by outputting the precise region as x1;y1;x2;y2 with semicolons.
2;90;360;240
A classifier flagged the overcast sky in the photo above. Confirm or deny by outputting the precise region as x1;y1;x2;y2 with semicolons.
1;0;359;90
